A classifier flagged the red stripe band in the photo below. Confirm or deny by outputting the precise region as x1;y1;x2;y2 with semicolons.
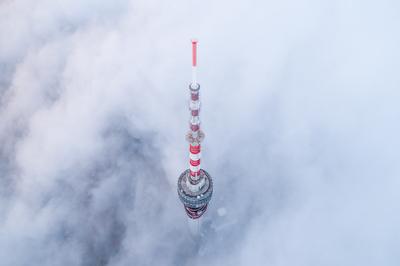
190;124;199;131
190;145;200;154
190;170;201;177
190;159;201;166
185;204;208;219
192;40;197;67
191;93;199;101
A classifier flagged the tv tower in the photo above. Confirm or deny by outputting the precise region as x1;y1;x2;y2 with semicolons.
177;39;213;219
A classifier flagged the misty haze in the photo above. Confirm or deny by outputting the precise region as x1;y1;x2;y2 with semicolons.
0;0;400;265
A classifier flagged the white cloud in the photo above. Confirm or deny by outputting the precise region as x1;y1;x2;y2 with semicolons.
0;0;400;265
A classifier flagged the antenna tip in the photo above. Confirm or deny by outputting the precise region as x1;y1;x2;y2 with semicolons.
191;38;198;44
191;39;198;67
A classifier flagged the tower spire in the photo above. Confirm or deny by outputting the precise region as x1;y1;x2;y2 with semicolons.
192;39;197;85
177;39;213;219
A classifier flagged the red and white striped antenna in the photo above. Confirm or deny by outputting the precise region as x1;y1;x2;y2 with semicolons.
177;39;213;220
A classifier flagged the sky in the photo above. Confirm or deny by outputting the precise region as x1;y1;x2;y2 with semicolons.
0;0;400;265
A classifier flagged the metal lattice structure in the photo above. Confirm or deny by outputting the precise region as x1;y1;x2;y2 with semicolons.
177;40;213;219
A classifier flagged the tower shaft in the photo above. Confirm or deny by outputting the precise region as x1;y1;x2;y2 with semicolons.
177;40;213;219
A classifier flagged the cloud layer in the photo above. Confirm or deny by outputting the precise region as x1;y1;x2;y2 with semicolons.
0;0;400;265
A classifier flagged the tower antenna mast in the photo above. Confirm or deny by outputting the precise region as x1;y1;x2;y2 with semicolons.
177;39;213;219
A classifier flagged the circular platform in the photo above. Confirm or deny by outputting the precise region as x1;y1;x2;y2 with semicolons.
177;169;213;209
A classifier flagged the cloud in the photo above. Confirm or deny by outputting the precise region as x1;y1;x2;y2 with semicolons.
0;0;400;265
